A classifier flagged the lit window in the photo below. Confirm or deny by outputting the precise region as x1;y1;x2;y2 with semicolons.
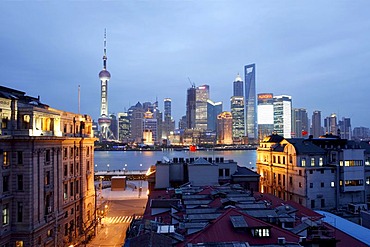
3;204;9;225
331;181;335;187
3;151;9;166
254;228;270;237
319;157;323;166
311;158;315;166
301;158;306;167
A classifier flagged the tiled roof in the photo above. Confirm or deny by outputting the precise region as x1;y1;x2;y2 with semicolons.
287;139;326;155
191;158;214;165
180;208;300;246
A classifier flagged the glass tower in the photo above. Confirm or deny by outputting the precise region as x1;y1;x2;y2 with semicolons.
244;64;257;141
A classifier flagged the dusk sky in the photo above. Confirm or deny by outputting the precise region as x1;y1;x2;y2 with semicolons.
1;1;370;128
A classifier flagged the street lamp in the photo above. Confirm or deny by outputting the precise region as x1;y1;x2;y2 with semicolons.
107;164;110;171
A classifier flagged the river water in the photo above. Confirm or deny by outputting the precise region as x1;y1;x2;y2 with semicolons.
94;149;257;172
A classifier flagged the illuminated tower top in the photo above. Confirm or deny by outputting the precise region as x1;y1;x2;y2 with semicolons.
99;29;111;118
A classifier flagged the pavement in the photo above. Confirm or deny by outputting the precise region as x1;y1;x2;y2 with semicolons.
85;180;148;247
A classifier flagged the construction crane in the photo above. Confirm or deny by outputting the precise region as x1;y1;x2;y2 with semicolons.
188;77;195;88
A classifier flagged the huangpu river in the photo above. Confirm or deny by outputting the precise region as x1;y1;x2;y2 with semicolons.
94;149;257;172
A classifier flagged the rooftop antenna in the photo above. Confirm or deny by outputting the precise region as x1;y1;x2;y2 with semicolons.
78;85;80;114
103;28;107;70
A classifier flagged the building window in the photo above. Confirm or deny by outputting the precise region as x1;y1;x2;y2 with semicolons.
282;156;286;164
283;175;285;186
17;151;23;165
70;147;74;159
45;171;50;185
366;177;370;185
87;147;90;156
219;169;223;177
321;199;325;208
87;161;90;171
17;202;23;222
64;223;68;236
17;175;23;191
309;170;313;174
64;184;68;200
3;151;9;166
2;204;9;225
344;180;364;186
63;148;68;159
310;183;313;188
299;170;302;176
299;182;302;188
75;163;79;175
64;164;68;177
289;154;293;164
15;241;24;247
321;182;324;187
70;182;74;197
75;180;79;194
311;200;315;208
45;150;51;162
319;157;323;166
3;175;9;192
311;158;315;166
289;176;293;185
225;169;230;177
70;163;74;176
301;158;306;167
254;228;270;237
331;181;335;187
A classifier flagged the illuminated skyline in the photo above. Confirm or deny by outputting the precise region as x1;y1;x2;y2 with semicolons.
1;1;370;128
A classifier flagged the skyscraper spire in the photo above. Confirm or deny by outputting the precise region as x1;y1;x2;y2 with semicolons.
103;28;107;70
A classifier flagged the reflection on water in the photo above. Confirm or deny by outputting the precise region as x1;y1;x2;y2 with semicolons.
94;150;256;171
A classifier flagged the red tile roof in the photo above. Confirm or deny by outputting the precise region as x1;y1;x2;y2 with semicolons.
179;208;300;246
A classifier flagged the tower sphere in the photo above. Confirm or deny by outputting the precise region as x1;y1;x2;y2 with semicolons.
99;70;111;80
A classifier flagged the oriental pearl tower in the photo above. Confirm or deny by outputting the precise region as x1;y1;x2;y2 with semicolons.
98;29;113;141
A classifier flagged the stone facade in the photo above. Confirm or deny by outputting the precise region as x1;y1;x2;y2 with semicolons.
257;133;370;210
0;86;96;247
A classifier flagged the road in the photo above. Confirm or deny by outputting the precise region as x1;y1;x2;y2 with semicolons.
86;181;148;247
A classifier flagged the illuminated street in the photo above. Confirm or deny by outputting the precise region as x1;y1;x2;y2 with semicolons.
86;181;148;247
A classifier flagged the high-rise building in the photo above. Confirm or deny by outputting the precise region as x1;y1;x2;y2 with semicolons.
273;95;292;138
257;93;274;141
233;73;243;97
109;113;118;140
0;86;96;247
207;99;222;132
311;110;322;138
324;113;338;135
143;110;157;145
230;96;245;143
217;111;233;145
179;115;187;130
118;112;130;143
244;64;257;142
195;85;210;130
292;108;309;138
163;98;175;139
98;30;114;141
353;127;370;141
186;86;196;129
128;102;145;144
338;117;352;140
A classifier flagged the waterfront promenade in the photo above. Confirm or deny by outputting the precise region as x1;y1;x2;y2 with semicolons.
86;181;148;247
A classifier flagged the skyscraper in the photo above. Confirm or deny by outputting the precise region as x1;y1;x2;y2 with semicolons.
292;108;309;138
273;95;292;138
257;93;274;141
244;64;257;142
98;30;113;141
230;96;245;143
195;85;210;130
311;110;322;138
186;85;196;129
118;112;130;143
207;99;223;131
217;111;233;145
233;73;243;97
163;98;175;139
338;117;352;140
324;113;338;135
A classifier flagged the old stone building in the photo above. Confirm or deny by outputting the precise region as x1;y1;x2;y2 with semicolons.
0;86;96;247
257;133;370;210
